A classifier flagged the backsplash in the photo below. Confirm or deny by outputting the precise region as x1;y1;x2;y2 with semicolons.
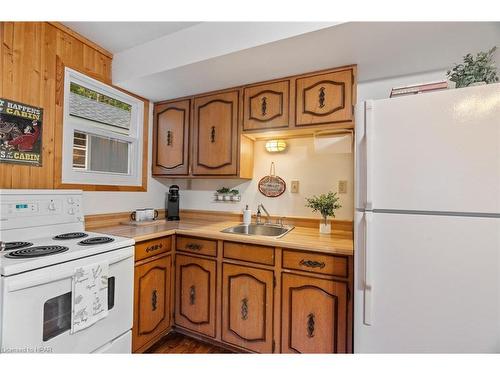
165;137;354;221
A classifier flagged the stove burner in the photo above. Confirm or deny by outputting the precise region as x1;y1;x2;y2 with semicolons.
53;232;88;240
3;241;33;251
5;245;69;258
78;237;114;246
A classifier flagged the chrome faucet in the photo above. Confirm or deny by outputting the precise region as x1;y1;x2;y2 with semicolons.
257;204;271;224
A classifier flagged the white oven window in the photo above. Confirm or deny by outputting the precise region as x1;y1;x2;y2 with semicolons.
42;277;115;342
62;68;144;186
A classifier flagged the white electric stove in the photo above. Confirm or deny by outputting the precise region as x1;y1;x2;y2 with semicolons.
0;189;135;354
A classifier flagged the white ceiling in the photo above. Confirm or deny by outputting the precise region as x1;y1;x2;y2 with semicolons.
63;22;500;102
63;22;200;53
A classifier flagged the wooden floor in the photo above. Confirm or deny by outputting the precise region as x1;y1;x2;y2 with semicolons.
146;332;233;354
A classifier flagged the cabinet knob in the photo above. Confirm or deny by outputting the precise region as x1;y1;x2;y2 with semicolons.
318;87;326;108
189;285;196;305
151;289;158;311
210;126;216;143
299;259;325;269
241;297;249;321
261;96;267;116
186;243;202;251
307;313;315;338
167;130;173;146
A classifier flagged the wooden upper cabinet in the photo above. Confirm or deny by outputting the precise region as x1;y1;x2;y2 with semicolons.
281;273;348;353
222;263;274;353
243;80;290;131
175;254;217;337
133;254;172;352
192;91;239;175
153;99;190;175
295;68;353;127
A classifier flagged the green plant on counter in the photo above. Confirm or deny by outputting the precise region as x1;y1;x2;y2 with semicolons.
305;191;342;224
216;187;230;194
447;47;498;88
230;189;239;195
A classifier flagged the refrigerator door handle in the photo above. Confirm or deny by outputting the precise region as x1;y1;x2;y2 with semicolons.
364;211;373;326
365;101;374;210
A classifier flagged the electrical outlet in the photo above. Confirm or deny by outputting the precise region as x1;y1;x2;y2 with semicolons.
338;180;348;194
291;180;299;193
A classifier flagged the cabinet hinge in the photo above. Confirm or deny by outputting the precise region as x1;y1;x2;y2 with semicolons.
272;340;276;353
352;104;355;115
347;287;351;301
273;276;276;288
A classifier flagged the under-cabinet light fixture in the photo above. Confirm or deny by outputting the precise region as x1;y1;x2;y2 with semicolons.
265;139;287;153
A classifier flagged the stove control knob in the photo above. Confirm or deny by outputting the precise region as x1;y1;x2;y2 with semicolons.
48;201;56;211
68;208;75;215
67;197;74;204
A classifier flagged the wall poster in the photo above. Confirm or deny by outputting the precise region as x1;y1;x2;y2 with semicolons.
0;98;43;167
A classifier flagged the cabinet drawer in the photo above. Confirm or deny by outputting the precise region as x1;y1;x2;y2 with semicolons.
282;249;348;277
223;241;275;266
135;236;172;262
176;236;217;257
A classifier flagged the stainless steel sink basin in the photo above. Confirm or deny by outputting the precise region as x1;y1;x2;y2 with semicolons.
221;223;294;238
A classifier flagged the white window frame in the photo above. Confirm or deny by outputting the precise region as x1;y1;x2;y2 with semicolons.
61;68;144;187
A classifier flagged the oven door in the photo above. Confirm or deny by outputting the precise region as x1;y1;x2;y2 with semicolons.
1;246;134;353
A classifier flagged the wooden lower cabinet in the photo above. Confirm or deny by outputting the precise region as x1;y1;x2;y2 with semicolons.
133;253;172;352
281;273;348;353
221;263;274;353
175;254;217;337
131;235;353;353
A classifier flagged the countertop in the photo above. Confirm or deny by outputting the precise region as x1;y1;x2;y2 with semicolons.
94;219;354;256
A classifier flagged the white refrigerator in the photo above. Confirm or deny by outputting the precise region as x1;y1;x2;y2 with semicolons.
354;83;500;353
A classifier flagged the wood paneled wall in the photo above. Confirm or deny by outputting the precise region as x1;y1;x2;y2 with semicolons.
0;22;112;189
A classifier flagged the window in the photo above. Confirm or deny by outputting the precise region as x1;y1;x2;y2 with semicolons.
62;68;144;187
42;277;115;341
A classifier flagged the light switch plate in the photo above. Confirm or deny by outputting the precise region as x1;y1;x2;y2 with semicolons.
338;180;348;194
291;180;299;193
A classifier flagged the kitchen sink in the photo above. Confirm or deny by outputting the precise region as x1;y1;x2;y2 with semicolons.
221;223;294;238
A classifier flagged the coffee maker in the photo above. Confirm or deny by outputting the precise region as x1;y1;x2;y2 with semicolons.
166;185;180;221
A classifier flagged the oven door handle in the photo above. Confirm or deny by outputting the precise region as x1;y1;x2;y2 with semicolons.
6;248;133;292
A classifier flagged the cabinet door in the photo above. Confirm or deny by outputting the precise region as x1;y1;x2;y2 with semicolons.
281;273;348;353
222;264;274;353
192;91;239;175
295;69;353;126
153;99;190;175
175;254;216;337
243;80;289;131
133;254;172;352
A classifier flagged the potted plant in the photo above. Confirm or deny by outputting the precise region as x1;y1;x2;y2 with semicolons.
230;189;240;201
215;187;230;201
305;191;342;234
447;47;498;88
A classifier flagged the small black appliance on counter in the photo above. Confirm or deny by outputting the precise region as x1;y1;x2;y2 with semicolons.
166;185;180;221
